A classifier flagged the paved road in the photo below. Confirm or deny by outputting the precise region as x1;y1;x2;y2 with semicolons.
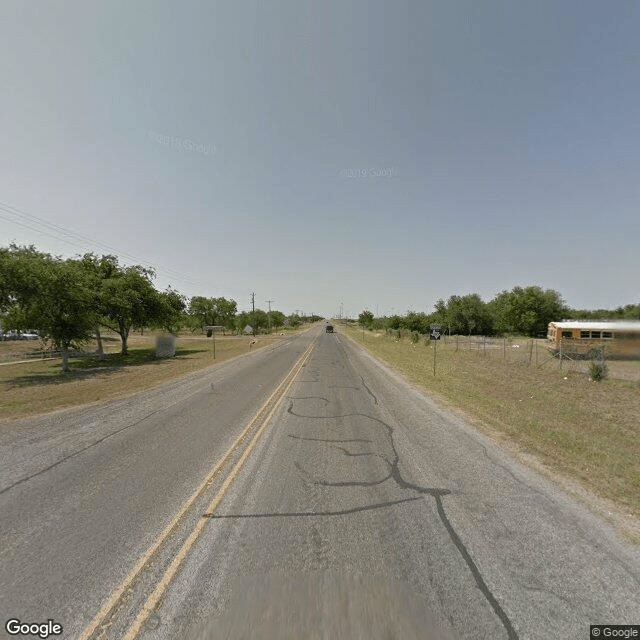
1;325;639;639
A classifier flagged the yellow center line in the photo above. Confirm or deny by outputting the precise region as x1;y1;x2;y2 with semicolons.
121;340;316;639
79;338;316;640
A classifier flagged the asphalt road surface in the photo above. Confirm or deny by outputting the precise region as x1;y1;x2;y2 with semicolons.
1;325;639;639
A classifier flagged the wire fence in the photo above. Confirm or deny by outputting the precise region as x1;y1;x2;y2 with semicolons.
383;330;640;382
0;349;97;363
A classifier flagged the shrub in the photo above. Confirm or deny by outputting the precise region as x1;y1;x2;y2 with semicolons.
411;331;420;343
588;360;608;382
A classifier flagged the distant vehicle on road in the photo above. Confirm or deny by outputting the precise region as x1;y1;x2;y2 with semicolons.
0;330;40;341
325;324;334;333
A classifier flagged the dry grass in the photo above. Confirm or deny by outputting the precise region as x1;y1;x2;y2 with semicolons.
344;325;640;528
0;326;307;422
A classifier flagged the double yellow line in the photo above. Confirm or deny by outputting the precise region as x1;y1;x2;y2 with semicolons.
80;339;316;640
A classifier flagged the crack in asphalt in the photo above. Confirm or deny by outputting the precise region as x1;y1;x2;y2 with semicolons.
0;406;169;495
287;402;449;500
288;435;373;444
286;399;518;640
328;445;388;462
518;582;574;608
477;441;550;503
360;376;378;405
287;396;330;404
204;497;423;519
295;460;392;488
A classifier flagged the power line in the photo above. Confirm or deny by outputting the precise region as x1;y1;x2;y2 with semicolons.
0;201;200;285
0;201;204;285
0;201;210;290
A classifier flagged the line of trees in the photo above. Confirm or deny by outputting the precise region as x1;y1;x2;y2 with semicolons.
358;287;640;338
0;246;187;370
184;297;321;334
0;245;319;371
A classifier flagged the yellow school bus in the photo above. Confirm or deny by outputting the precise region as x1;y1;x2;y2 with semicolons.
547;320;640;359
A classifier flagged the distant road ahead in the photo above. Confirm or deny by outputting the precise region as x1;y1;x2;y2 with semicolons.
1;325;639;639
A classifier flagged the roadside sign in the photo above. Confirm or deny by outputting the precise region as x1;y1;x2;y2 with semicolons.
204;325;225;359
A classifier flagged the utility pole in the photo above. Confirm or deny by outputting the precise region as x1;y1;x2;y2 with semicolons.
266;299;274;333
250;292;256;335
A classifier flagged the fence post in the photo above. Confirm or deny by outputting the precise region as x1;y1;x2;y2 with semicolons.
433;337;437;377
559;340;563;372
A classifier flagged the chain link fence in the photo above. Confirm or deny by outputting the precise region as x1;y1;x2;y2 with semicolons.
383;329;640;382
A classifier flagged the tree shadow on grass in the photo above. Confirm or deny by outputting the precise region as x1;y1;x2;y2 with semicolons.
5;347;208;388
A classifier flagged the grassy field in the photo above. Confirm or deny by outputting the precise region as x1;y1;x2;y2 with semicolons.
0;326;308;422
341;324;640;538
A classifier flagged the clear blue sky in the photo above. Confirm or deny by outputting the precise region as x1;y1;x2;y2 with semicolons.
2;1;639;317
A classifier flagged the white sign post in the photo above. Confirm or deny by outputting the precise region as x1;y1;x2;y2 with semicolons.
430;324;442;376
204;325;225;359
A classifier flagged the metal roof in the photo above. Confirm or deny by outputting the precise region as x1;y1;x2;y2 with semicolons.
550;320;640;331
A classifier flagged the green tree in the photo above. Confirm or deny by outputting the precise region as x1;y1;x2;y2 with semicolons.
562;303;640;321
100;265;163;354
432;299;449;328
234;311;255;333
270;310;286;328
622;303;640;320
288;313;301;327
188;296;216;332
213;297;238;330
402;311;430;334
78;253;121;358
358;310;374;328
252;309;268;332
188;296;237;332
155;288;187;334
1;246;97;371
385;315;402;330
445;294;493;335
490;286;566;336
